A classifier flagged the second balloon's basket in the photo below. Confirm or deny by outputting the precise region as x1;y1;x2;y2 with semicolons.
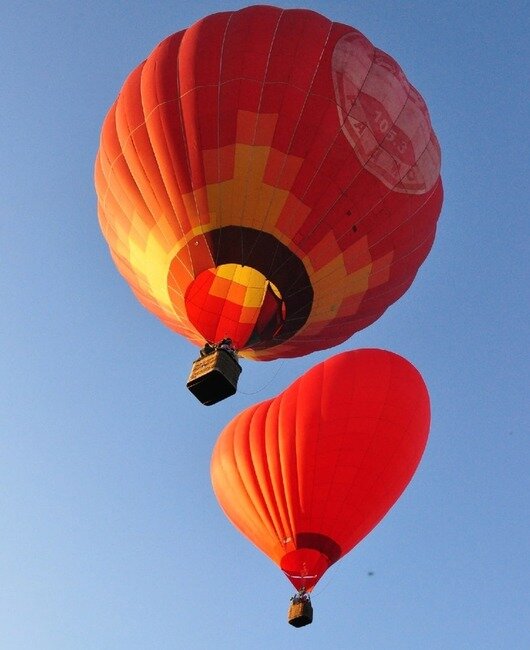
288;599;313;628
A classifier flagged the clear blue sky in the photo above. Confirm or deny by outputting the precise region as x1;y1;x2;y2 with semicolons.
1;2;528;648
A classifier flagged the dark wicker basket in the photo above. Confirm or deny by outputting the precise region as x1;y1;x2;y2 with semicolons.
186;349;242;405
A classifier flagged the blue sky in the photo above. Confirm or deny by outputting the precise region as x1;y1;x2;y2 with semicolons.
1;1;528;648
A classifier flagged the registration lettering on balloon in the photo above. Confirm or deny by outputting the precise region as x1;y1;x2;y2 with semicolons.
332;30;441;194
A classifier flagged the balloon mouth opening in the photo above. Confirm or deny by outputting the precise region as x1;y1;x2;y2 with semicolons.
168;226;314;351
280;534;342;591
281;549;332;592
184;263;285;349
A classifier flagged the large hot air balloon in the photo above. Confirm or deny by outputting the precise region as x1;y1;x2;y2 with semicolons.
95;5;442;400
211;349;430;626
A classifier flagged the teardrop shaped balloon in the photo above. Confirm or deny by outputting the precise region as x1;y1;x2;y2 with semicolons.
95;6;443;360
211;349;430;591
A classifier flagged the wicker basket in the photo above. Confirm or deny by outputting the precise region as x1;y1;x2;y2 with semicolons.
186;349;242;405
288;600;313;627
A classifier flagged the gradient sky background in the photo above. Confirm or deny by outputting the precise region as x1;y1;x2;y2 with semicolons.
1;1;528;648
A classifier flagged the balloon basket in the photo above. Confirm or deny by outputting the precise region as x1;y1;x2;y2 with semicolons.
186;349;242;405
288;599;313;628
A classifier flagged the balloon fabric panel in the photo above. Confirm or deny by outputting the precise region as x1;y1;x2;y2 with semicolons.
95;6;443;359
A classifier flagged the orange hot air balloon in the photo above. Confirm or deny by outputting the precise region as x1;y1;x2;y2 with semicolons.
95;5;442;367
211;349;430;624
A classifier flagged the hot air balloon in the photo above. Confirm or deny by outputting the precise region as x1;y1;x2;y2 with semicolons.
95;6;443;403
210;349;430;626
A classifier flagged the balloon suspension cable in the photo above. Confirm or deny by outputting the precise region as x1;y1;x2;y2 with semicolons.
291;587;310;602
238;359;286;396
199;338;238;360
311;563;339;598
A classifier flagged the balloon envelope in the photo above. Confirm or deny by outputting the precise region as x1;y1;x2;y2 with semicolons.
211;349;430;591
95;6;443;359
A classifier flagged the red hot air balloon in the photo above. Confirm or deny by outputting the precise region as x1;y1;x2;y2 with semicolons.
210;349;430;625
95;6;442;400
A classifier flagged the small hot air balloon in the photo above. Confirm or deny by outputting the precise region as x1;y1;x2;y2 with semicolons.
95;6;442;403
210;349;430;626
